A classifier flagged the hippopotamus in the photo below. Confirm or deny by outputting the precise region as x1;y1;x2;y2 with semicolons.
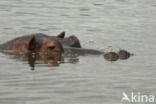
0;34;103;56
57;32;81;48
0;32;133;68
0;32;82;67
0;32;82;53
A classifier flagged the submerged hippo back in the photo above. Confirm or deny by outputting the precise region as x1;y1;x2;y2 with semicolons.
0;33;81;52
0;33;63;53
64;47;103;56
0;33;53;51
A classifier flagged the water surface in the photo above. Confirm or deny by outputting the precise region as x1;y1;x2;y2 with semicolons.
0;0;156;104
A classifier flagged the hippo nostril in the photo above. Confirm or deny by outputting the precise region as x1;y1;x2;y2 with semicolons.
48;46;55;50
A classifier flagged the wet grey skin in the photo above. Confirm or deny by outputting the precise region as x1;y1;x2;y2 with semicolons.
57;35;81;48
63;47;104;56
0;33;53;51
0;33;132;61
0;32;81;51
0;32;101;57
0;33;48;50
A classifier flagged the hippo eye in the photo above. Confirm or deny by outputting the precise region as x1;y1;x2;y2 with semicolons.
48;46;55;50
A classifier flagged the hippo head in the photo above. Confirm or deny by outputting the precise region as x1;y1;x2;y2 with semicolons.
40;39;63;58
59;35;81;48
67;35;81;48
39;39;63;65
16;37;63;67
56;32;81;48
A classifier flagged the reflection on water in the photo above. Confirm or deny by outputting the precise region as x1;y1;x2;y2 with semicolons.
28;53;36;70
2;51;80;70
1;48;132;71
0;0;156;104
5;52;62;70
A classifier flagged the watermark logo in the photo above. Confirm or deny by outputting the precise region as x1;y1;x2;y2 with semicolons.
121;92;155;103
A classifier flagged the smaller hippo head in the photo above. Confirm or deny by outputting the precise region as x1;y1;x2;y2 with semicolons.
63;35;81;48
69;35;81;48
55;32;81;48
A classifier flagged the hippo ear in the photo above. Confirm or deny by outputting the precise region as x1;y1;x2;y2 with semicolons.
57;31;65;38
28;36;36;51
